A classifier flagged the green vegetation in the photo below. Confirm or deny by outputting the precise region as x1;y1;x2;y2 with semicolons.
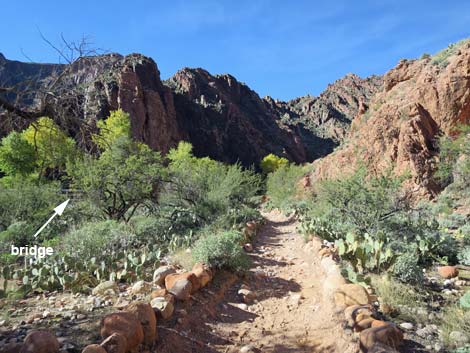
0;111;261;295
431;39;470;68
260;153;289;174
265;162;308;212
192;230;250;272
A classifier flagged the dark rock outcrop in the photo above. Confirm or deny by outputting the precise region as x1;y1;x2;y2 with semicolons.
0;53;381;165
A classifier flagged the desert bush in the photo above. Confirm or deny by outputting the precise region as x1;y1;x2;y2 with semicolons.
260;153;289;174
431;39;470;67
61;220;133;261
460;292;470;310
435;124;470;190
392;252;424;284
69;135;164;221
192;230;250;272
0;178;63;234
440;304;470;348
165;142;261;231
372;275;427;322
266;164;308;212
458;247;470;266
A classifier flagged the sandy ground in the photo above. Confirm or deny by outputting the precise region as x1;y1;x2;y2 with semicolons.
157;210;359;353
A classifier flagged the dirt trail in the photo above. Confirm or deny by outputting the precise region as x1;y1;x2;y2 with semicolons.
158;210;359;353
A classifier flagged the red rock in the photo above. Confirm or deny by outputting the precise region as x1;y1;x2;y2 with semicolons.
334;284;370;307
20;330;59;353
165;272;199;293
354;318;375;332
150;288;168;299
100;333;127;353
360;325;403;351
192;263;212;288
371;320;393;328
168;278;192;301
82;345;107;353
125;302;157;344
100;312;144;351
309;42;470;199
438;266;459;279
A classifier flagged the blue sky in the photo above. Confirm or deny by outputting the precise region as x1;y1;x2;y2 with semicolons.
1;0;469;100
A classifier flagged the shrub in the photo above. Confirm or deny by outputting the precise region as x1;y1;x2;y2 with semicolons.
0;178;63;234
0;222;35;253
260;153;289;174
460;292;470;310
393;252;424;284
431;39;470;67
69;136;164;221
166;142;261;230
0;132;36;176
266;164;308;212
435;124;470;189
61;220;133;261
192;231;250;272
440;304;470;348
458;246;470;266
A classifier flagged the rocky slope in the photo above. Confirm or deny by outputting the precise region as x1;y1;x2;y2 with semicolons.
0;53;380;166
308;39;470;198
266;73;382;143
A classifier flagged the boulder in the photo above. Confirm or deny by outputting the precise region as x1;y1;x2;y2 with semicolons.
153;266;176;286
125;302;157;345
100;312;144;351
192;263;212;288
150;288;167;299
165;272;199;293
334;283;370;307
129;280;151;296
355;318;375;332
100;333;127;353
238;288;256;304
92;281;118;296
20;331;59;353
360;325;403;351
344;305;373;326
168;278;192;301
82;345;107;353
371;320;393;328
438;266;459;279
151;298;175;320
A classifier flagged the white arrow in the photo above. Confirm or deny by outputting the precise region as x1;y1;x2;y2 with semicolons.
33;199;70;238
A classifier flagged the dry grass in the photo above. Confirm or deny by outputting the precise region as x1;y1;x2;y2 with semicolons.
169;248;195;270
439;304;470;348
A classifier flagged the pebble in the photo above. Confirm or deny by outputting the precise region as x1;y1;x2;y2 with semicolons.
240;345;256;353
399;322;414;330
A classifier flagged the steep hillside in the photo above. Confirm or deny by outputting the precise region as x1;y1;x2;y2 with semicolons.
308;39;470;199
0;53;380;166
267;73;382;143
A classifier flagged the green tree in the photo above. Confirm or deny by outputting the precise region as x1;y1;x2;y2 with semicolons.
68;112;164;221
166;142;261;227
22;117;76;175
92;109;131;150
0;132;37;176
260;153;289;174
